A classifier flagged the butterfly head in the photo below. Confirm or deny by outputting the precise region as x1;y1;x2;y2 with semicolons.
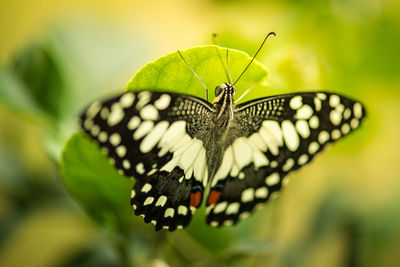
212;83;236;105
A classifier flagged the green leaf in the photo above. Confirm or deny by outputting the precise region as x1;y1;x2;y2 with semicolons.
127;45;269;103
9;42;68;119
0;68;45;118
60;132;136;232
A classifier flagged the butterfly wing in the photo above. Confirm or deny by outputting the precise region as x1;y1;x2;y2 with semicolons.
80;91;214;231
206;92;366;227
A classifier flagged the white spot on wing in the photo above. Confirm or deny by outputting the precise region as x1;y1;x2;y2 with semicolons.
298;154;309;165
331;129;341;140
259;126;279;155
86;101;101;119
232;137;252;169
122;160;131;169
317;93;327;100
140;121;169;153
158;121;186;148
341;123;350;134
350;118;359;129
213;146;233;186
318;131;330;144
239;212;250;220
329;95;340;107
178;205;188;215
295;105;313;119
116;145;127;157
100;107;109;119
147;168;157;176
141;183;152;193
343;108;351;120
308;142;320;154
248;132;268;151
98;132;108;142
255;187;269;199
225;202;240;215
120;92;135;108
282;158;295;172
241;188;254;203
214;202;227;214
140;104;159;120
110;133;121;146
107;105;124;126
330;110;342;125
155;94;171;110
136;162;145;174
164;208;175;218
289;96;302;110
169;134;192;154
193;148;207;185
144;197;154;205
210;221;219;227
295;120;310;139
136;91;151;110
262;120;283;146
309;115;319;129
83;119;94;130
353;102;363;118
127;116;141;130
265;173;280;186
133;121;154;140
155;195;168;207
314;97;322;111
282;120;299;151
180;139;203;170
252;149;269;169
270;161;278;168
230;164;239;177
90;125;100;136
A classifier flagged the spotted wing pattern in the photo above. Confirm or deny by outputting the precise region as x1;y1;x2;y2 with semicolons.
206;92;366;227
80;91;214;231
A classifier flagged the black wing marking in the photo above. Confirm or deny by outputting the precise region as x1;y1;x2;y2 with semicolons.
80;91;214;231
206;92;366;227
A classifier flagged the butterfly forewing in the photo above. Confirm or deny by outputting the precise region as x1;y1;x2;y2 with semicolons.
80;91;214;231
205;92;366;227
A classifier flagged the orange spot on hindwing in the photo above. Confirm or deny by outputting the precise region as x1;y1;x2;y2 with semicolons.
190;191;202;208
207;190;222;205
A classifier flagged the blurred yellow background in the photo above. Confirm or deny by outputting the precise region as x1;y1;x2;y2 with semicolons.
1;0;400;267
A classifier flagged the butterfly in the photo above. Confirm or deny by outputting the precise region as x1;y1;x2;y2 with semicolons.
80;35;366;231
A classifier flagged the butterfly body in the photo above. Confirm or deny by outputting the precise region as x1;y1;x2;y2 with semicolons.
81;82;365;231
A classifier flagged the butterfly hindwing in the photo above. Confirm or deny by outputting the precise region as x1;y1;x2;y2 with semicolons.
80;91;214;231
206;92;366;227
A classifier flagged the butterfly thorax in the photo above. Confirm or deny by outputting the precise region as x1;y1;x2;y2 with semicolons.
206;83;237;183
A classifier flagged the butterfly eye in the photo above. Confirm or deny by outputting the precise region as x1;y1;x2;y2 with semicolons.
215;85;225;96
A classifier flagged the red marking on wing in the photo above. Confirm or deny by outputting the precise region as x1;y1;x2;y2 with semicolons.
207;190;222;205
190;191;202;208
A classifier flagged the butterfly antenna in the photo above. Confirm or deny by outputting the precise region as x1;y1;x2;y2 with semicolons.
226;48;233;84
212;33;231;84
234;84;254;104
177;50;209;101
232;32;276;86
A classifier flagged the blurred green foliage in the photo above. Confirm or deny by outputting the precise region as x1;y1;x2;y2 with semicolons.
1;0;400;266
